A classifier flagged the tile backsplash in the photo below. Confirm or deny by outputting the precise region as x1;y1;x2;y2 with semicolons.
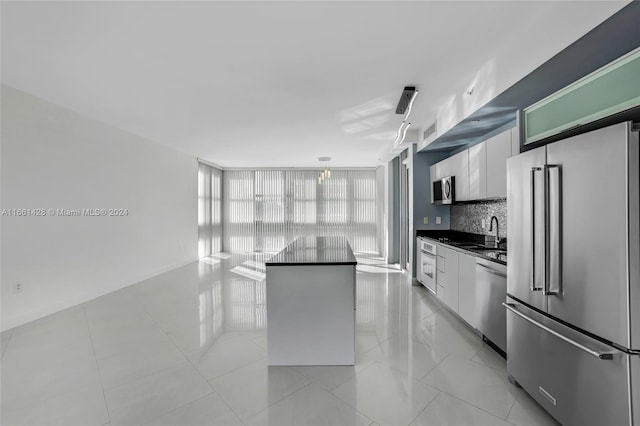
450;199;507;240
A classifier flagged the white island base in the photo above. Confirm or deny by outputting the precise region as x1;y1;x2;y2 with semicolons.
265;237;356;366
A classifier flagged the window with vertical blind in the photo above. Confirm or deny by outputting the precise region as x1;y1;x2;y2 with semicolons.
222;169;379;254
198;162;223;257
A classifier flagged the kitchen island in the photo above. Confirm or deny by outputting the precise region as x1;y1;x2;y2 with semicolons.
265;236;356;366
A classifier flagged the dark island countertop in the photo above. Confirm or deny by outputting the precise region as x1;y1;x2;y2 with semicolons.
266;236;357;266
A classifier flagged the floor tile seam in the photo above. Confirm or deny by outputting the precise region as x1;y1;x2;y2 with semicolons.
7;323;94;352
299;380;378;426
440;389;516;423
89;323;181;360
193;343;268;382
394;354;441;383
204;356;274;388
0;377;106;414
225;373;311;422
93;284;209;391
354;351;385;376
414;309;438;323
504;389;520;422
154;319;215;392
406;389;442;426
415;352;452;384
418;358;513;394
135;389;220;426
468;355;508;373
360;359;445;401
436;387;515;421
93;336;187;365
443;353;513;386
1;328;14;359
205;371;280;424
403;334;462;361
84;310;158;332
104;363;215;426
366;332;394;352
466;338;485;360
100;359;196;392
323;382;378;426
139;300;218;395
82;306;112;426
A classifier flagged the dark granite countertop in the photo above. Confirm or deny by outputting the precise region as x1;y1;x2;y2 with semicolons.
266;236;357;266
417;230;507;265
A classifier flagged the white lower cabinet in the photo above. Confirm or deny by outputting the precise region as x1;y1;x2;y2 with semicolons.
436;245;477;329
436;245;459;312
457;253;477;328
436;249;446;302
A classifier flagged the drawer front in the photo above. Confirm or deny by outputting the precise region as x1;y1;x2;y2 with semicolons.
436;284;445;302
506;301;630;426
436;254;445;273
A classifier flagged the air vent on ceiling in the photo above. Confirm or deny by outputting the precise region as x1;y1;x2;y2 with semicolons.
423;121;437;141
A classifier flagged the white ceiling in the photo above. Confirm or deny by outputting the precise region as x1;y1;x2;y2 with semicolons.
1;1;629;168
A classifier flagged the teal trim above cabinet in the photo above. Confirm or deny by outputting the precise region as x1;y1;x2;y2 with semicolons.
523;47;640;145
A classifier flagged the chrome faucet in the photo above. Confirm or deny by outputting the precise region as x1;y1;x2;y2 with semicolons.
489;216;499;248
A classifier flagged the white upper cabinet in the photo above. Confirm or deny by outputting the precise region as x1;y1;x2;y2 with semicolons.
511;127;520;156
468;142;487;200
486;129;512;198
430;166;436;203
430;150;469;202
430;127;516;203
450;150;469;201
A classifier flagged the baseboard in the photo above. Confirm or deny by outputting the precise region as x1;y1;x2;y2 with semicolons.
1;256;198;331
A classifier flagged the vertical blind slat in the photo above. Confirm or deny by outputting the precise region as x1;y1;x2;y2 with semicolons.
222;169;379;254
198;162;223;257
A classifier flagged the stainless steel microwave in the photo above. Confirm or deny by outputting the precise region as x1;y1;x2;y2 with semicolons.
433;176;455;204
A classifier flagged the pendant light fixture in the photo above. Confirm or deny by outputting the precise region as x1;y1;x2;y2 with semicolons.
393;86;418;147
317;157;331;185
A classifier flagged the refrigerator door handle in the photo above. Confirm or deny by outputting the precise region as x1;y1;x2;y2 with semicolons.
530;167;543;292
503;303;615;360
545;164;561;296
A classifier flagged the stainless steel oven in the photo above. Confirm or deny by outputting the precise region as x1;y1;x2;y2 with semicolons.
417;238;437;294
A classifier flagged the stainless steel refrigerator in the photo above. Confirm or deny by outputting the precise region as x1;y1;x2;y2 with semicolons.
505;121;639;425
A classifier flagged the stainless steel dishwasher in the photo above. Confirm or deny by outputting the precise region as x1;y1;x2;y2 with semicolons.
476;257;507;354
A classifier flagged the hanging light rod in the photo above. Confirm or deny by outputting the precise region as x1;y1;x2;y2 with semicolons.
395;86;417;115
400;122;412;144
393;86;418;146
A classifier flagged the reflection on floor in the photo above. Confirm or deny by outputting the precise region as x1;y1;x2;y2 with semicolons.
0;253;560;426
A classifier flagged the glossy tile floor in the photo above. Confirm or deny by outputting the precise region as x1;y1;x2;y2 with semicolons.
0;253;560;426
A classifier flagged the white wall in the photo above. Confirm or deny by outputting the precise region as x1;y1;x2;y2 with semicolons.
1;85;198;331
